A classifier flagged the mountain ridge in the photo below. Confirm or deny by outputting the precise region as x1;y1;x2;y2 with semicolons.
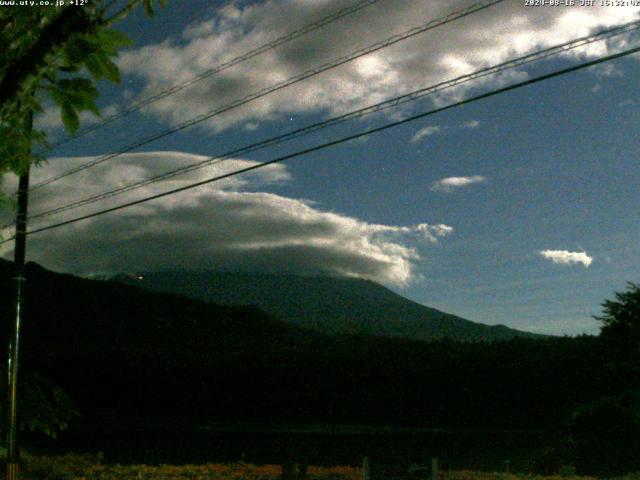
113;270;545;342
0;258;596;435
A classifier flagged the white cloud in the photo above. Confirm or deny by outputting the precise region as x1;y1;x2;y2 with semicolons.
410;125;441;143
460;120;480;129
116;0;639;133
430;175;487;193
539;250;593;267
593;62;624;78
0;151;452;286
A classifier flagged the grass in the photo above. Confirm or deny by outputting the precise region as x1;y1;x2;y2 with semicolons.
21;456;360;480
15;454;624;480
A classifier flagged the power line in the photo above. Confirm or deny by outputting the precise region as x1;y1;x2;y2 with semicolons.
3;42;637;244
34;0;501;188
25;19;640;223
29;0;504;191
46;0;384;151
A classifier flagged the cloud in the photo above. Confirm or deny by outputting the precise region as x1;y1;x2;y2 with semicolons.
460;120;480;129
116;0;639;133
0;151;452;286
411;120;478;143
592;62;624;78
539;250;593;267
430;175;487;193
410;125;441;143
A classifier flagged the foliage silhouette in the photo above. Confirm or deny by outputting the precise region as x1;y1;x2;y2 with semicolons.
0;0;167;198
2;260;640;473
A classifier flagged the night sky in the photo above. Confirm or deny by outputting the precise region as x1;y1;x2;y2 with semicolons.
2;0;640;336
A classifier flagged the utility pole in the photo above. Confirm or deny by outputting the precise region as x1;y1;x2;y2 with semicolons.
6;112;32;480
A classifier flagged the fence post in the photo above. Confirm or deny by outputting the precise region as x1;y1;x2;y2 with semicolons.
362;457;370;480
294;462;308;480
431;458;438;480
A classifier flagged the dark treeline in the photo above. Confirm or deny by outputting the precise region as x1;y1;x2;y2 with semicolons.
0;260;638;474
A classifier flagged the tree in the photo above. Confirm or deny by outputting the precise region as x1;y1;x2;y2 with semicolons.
566;284;640;475
0;0;168;443
570;390;640;475
595;281;640;356
593;283;640;404
0;366;79;439
0;0;167;201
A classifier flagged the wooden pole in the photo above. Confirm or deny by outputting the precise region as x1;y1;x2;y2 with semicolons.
6;112;32;480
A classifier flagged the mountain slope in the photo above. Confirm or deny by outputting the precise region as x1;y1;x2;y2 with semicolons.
0;260;596;434
115;271;542;341
0;259;328;424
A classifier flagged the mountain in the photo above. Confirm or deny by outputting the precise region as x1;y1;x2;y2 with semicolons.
0;259;600;434
0;259;326;424
114;271;543;342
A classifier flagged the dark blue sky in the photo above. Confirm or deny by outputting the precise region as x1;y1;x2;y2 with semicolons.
4;0;639;335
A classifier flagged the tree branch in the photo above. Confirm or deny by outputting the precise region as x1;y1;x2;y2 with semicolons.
0;6;99;111
104;0;143;26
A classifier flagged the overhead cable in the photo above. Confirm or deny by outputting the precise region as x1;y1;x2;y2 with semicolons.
3;42;636;244
46;0;384;150
29;0;504;191
25;19;640;222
